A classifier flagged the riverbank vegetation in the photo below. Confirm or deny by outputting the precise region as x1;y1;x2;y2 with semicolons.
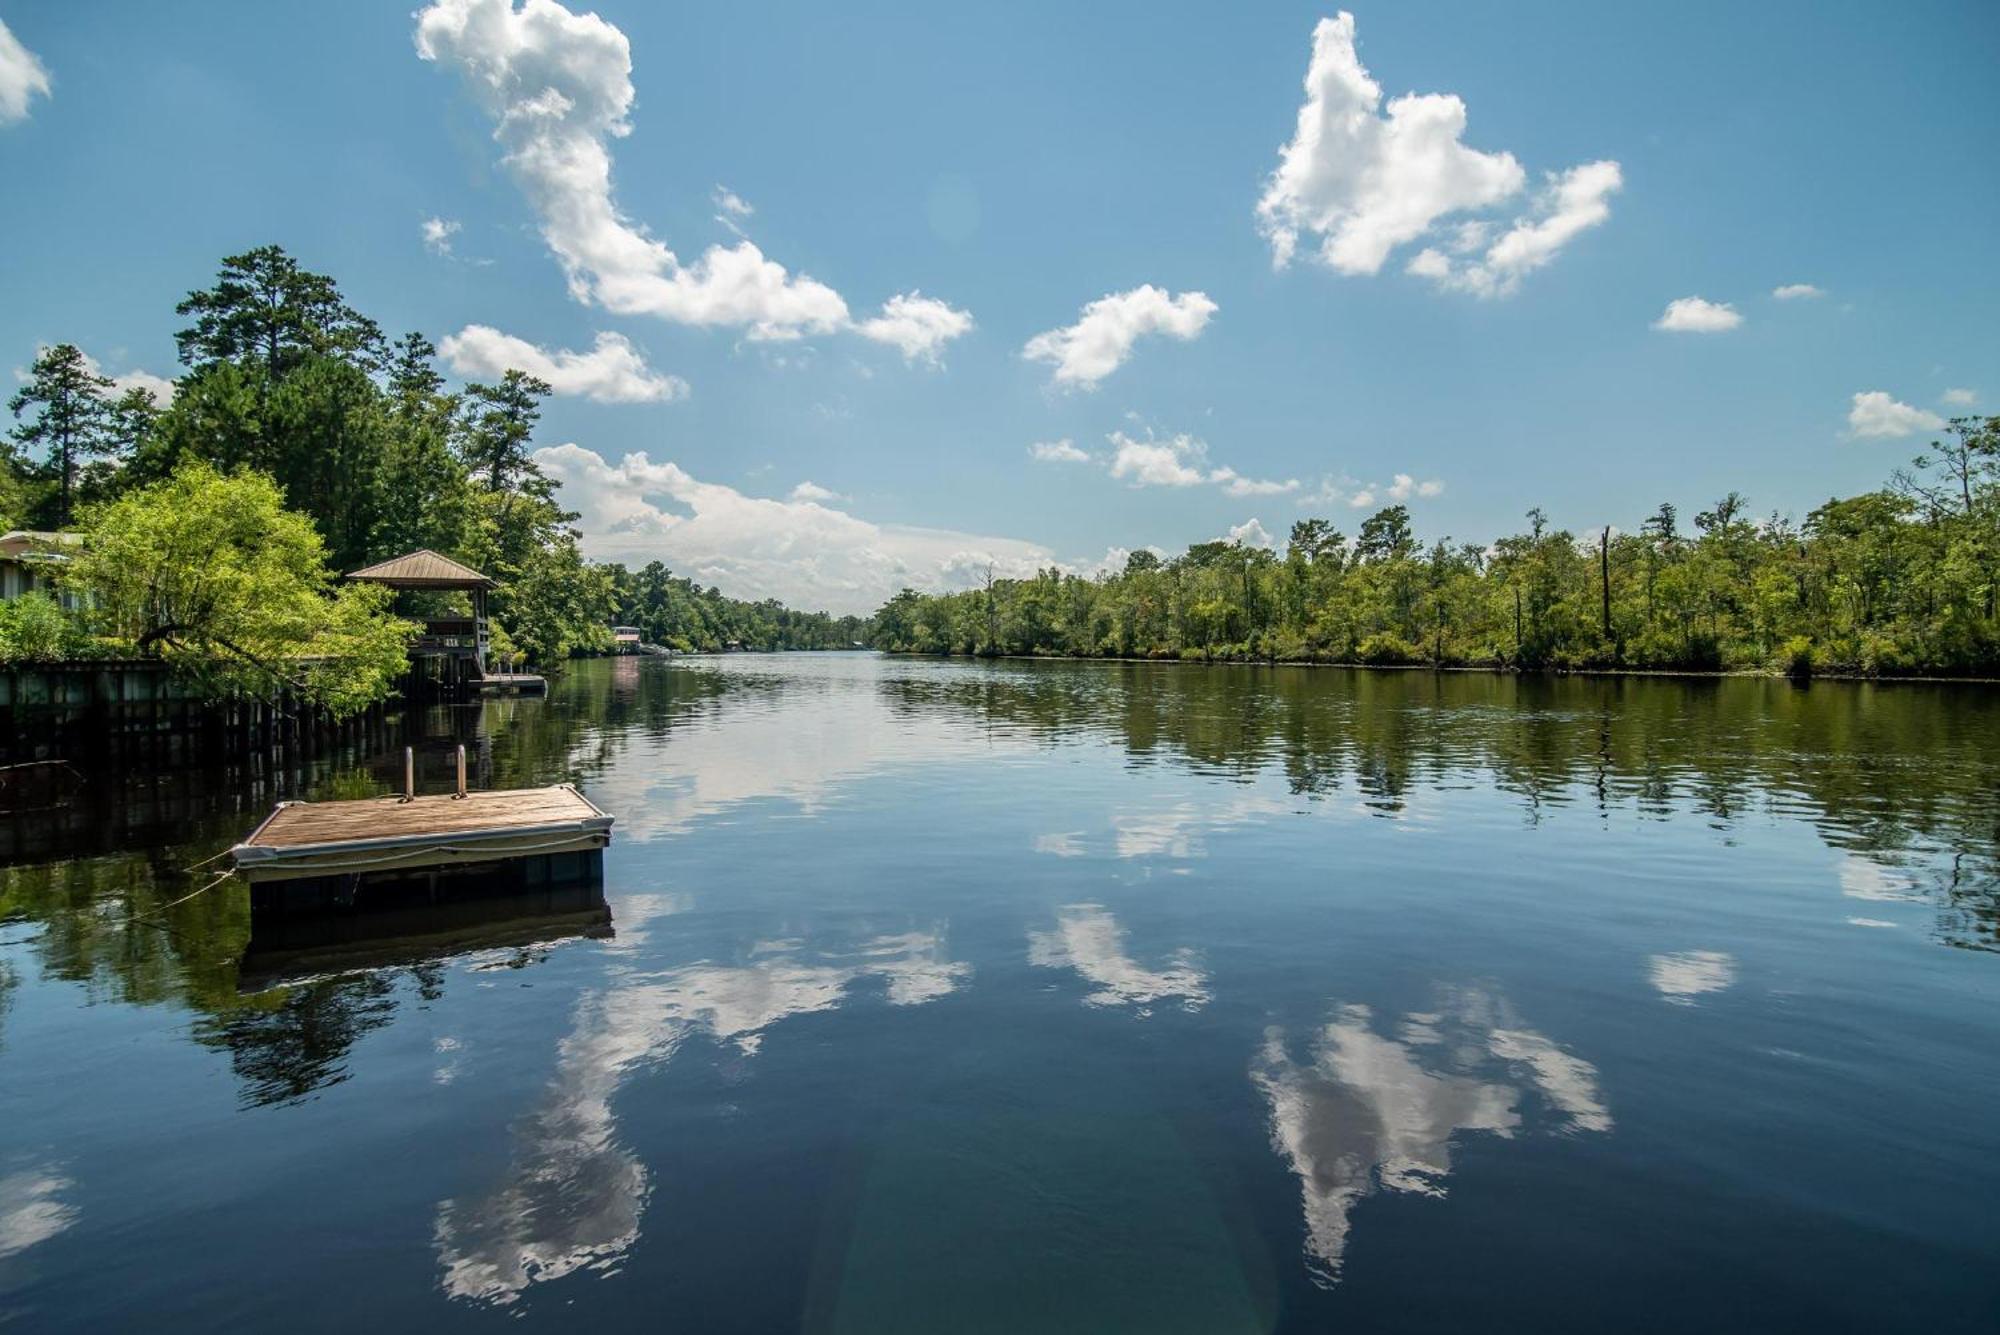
875;418;2000;677
1;246;844;700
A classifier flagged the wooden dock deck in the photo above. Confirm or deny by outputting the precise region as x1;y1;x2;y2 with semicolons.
232;784;612;884
478;672;547;695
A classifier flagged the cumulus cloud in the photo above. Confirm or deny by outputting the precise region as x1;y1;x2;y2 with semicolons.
1940;387;1977;407
1298;473;1440;509
1022;285;1216;388
1029;438;1090;464
438;324;687;403
853;292;975;365
1257;13;1615;295
414;0;970;362
535;443;1057;614
788;480;839;503
1105;431;1296;496
422;216;462;257
1847;391;1945;439
1653;296;1742;333
1407;161;1622;298
0;18;52;125
1772;283;1823;300
1229;517;1275;549
57;348;176;406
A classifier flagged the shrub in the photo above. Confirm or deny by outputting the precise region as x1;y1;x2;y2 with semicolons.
0;591;85;663
1779;635;1817;679
1355;632;1423;665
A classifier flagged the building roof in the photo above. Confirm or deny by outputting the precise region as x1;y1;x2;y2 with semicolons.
0;531;82;561
345;549;495;589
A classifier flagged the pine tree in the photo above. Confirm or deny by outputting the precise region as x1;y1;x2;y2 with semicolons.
7;343;115;527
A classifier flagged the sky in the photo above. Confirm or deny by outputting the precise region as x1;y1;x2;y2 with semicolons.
1;0;1995;614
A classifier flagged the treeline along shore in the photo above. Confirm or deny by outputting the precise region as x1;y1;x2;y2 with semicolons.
1;245;863;738
872;424;2000;679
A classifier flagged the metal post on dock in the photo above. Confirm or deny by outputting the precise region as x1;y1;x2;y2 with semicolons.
454;744;468;799
401;746;415;803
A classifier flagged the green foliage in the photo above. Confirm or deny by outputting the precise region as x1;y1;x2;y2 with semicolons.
606;560;869;651
877;434;2000;678
8;342;117;527
66;462;415;715
0;591;87;662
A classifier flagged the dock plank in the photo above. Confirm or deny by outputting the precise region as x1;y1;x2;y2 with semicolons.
247;786;603;850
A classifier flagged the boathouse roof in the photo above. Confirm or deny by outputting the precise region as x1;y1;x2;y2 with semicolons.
345;549;496;590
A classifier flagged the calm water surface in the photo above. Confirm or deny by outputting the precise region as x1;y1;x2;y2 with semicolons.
3;654;1998;1332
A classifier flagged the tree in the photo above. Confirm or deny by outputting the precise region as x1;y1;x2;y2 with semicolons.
1355;506;1414;562
458;370;553;493
66;461;415;715
8;343;115;527
174;245;383;381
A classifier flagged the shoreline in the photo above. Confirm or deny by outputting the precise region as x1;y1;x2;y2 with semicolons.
874;650;2000;687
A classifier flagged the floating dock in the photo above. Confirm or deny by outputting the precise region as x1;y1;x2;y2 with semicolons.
477;672;547;696
232;782;612;914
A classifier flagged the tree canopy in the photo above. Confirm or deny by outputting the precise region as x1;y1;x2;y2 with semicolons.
875;417;2000;677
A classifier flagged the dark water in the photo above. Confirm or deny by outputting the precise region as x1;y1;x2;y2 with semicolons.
3;655;1998;1333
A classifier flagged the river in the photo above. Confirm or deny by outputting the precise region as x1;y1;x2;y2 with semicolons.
2;653;1996;1332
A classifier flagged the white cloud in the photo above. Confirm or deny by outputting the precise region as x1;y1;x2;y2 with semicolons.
1257;13;1616;295
414;0;970;359
1406;160;1622;298
535;443;1057;614
788;480;838;503
1847;390;1945;439
1029;438;1090;464
1772;283;1823;300
1386;473;1444;501
852;291;975;365
0;18;51;125
1022;285;1216;388
422;215;462;257
1108;431;1211;487
711;184;753;218
438;324;687;403
1229;517;1275;549
1940;387;1977;407
67;348;176;406
1653;296;1742;333
1346;487;1375;509
1104;431;1296;497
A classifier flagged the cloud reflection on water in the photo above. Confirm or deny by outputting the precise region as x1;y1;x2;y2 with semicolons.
0;1163;78;1261
1028;904;1209;1012
433;919;969;1306
1253;990;1610;1284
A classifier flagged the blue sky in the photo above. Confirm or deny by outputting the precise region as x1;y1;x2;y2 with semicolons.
2;1;1995;612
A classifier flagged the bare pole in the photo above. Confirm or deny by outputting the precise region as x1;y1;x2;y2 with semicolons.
455;743;468;799
402;746;415;803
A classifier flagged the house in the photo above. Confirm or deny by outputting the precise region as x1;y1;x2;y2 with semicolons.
0;531;83;606
612;625;642;647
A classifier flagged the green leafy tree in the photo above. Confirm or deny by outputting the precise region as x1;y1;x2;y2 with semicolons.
66;461;415;715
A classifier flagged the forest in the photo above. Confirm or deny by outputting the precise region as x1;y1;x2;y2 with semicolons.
0;245;848;696
874;417;2000;676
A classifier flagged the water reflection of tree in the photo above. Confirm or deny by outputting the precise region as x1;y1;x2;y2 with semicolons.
876;663;2000;949
193;972;402;1107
